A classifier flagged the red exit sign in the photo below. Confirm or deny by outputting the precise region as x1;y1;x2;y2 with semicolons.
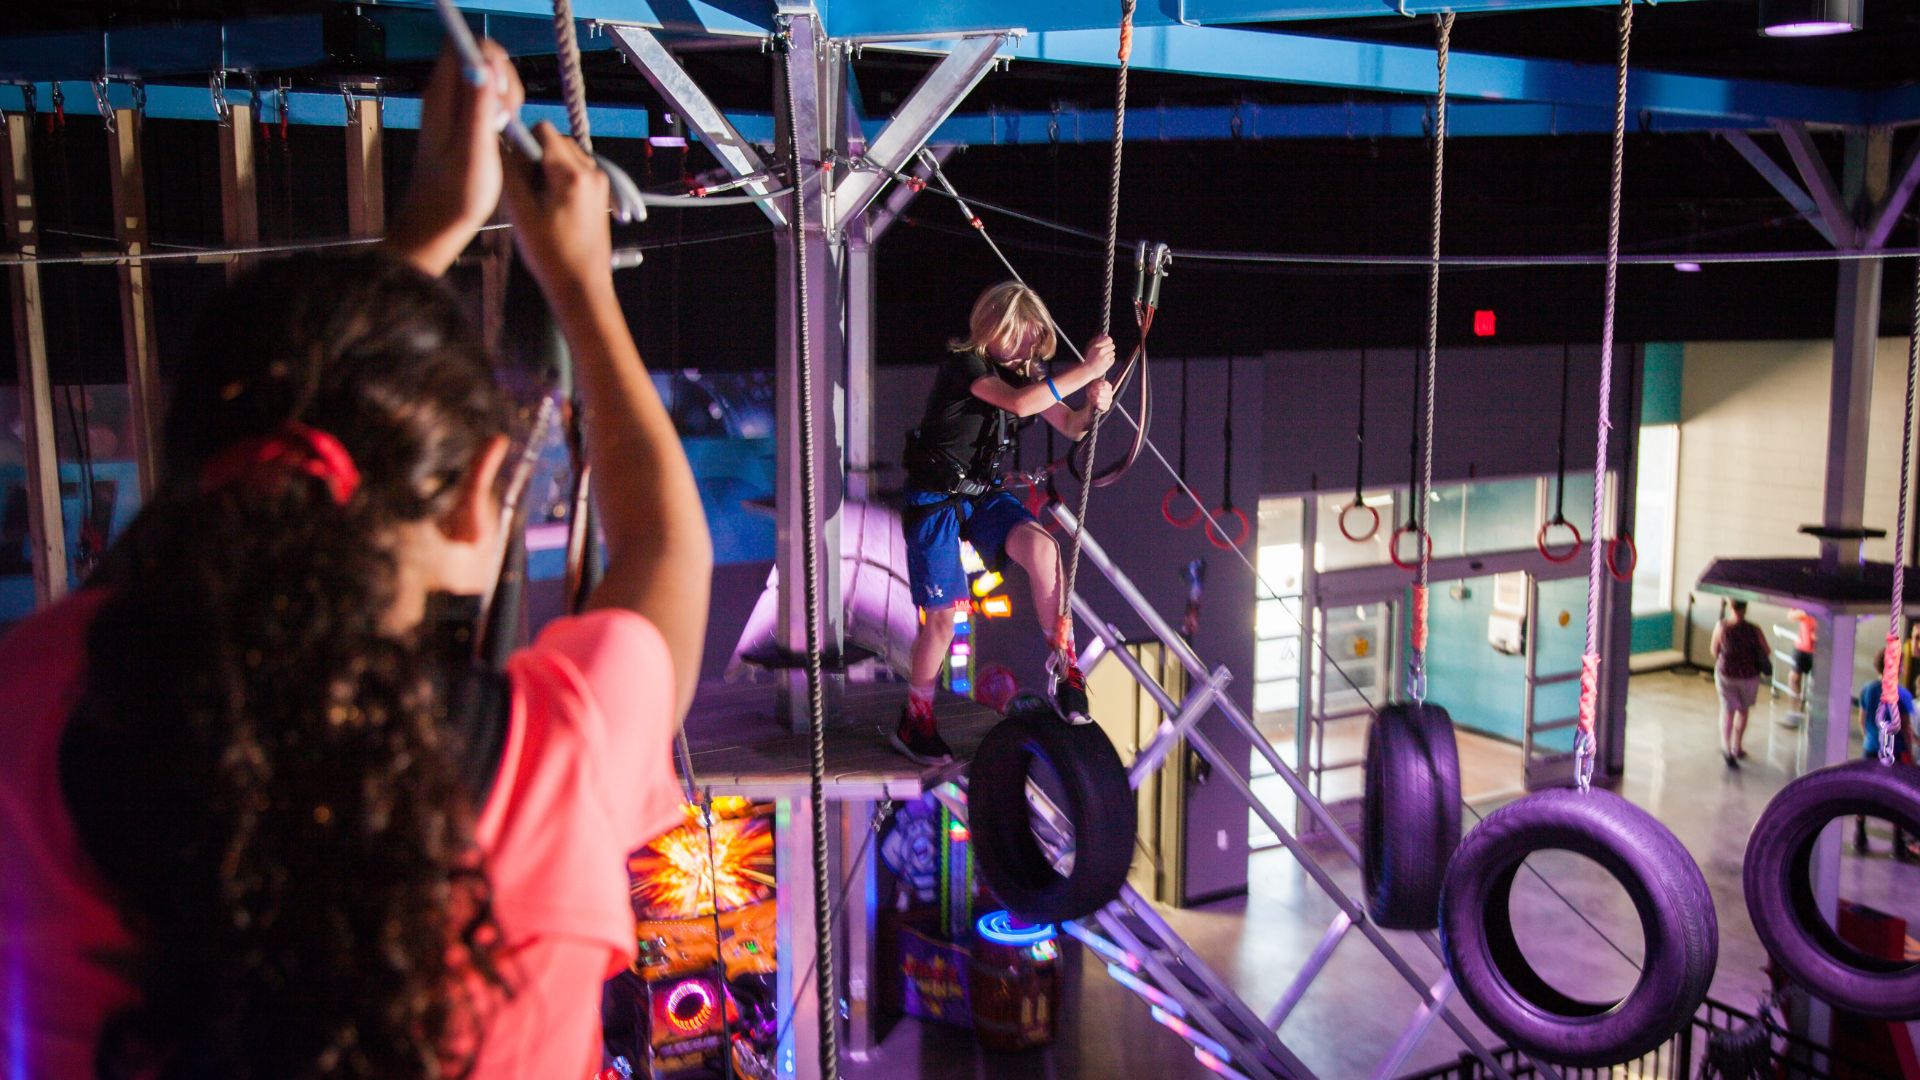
1473;310;1497;337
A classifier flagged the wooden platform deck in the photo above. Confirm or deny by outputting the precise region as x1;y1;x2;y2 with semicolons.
678;679;1002;800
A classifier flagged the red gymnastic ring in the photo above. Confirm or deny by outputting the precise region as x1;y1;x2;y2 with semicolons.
1338;499;1382;544
1607;534;1638;582
1205;505;1250;550
1162;486;1205;529
1389;524;1434;572
1537;518;1584;564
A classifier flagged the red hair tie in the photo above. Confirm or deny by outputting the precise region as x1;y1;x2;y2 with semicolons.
200;420;362;507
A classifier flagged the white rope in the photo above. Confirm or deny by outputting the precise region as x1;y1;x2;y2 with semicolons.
1059;0;1139;652
1577;0;1633;793
1879;235;1920;765
1411;12;1452;705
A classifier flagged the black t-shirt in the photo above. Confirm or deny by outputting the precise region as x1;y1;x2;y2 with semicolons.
906;350;1038;484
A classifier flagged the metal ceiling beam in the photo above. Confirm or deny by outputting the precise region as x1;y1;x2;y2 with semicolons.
832;33;1004;225
605;25;785;227
0;82;651;138
820;0;1708;38
367;0;772;37
879;24;1872;127
1775;120;1858;247
1718;129;1839;248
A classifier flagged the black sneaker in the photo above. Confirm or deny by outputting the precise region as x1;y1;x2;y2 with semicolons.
889;704;953;766
1052;663;1092;726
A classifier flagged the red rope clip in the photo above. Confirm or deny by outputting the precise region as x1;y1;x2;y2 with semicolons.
1388;524;1433;572
1204;505;1250;550
1605;534;1638;582
1537;517;1584;564
906;175;927;192
1337;499;1382;544
968;216;984;230
1161;487;1204;529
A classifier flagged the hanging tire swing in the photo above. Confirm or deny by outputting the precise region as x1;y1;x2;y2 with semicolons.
1440;789;1719;1067
1364;700;1461;929
1432;4;1719;1066
1362;13;1462;937
968;695;1137;924
1743;220;1920;1021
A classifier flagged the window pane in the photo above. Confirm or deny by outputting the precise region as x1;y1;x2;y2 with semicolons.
1630;425;1678;615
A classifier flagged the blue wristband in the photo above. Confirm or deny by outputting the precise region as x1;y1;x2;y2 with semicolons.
1045;375;1064;402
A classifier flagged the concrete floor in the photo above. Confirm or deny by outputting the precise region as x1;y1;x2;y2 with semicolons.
841;668;1920;1079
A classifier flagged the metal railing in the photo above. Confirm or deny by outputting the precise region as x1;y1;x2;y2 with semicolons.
1398;996;1880;1080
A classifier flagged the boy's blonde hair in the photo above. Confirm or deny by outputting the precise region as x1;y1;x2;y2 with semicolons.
949;281;1058;368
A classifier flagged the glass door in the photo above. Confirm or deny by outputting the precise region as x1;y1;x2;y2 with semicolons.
1522;573;1592;788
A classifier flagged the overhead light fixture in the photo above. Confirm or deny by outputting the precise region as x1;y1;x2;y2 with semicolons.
1759;0;1862;37
1673;261;1703;273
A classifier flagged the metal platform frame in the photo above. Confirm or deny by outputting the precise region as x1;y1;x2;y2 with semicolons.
924;504;1550;1080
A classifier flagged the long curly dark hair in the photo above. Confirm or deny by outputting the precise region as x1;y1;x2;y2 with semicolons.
61;253;515;1078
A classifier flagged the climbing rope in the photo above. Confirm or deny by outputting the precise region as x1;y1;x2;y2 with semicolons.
1576;0;1634;793
779;15;838;1077
549;0;592;154
1409;11;1453;705
1877;232;1920;766
1057;0;1137;664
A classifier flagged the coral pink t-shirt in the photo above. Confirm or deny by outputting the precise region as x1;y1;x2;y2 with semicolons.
0;590;684;1078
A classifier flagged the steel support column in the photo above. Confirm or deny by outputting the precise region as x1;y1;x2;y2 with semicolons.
773;7;846;732
773;795;823;1080
2;114;66;606
107;107;160;498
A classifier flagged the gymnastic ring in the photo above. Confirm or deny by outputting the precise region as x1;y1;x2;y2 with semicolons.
1204;505;1250;550
1389;524;1433;572
1161;486;1205;529
969;693;1137;923
1338;499;1382;544
1537;517;1584;564
1364;700;1461;930
1607;534;1638;583
1745;760;1920;1019
1440;788;1718;1067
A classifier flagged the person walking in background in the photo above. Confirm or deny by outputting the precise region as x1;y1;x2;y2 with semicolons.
1710;599;1769;768
1857;650;1916;859
1788;607;1818;711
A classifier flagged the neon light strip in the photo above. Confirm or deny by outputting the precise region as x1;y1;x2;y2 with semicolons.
1060;920;1140;972
1107;964;1185;1017
1151;1006;1233;1063
1193;1049;1255;1080
976;910;1056;946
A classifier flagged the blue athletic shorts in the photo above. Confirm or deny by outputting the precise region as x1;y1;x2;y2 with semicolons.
901;487;1036;609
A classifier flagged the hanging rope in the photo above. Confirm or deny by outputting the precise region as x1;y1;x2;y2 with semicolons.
1540;343;1585;563
779;16;838;1077
1207;360;1248;549
1877;233;1920;766
1577;0;1634;793
1409;11;1453;705
549;0;592;153
1340;348;1381;543
1608;352;1640;582
1162;355;1203;528
1057;0;1137;660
